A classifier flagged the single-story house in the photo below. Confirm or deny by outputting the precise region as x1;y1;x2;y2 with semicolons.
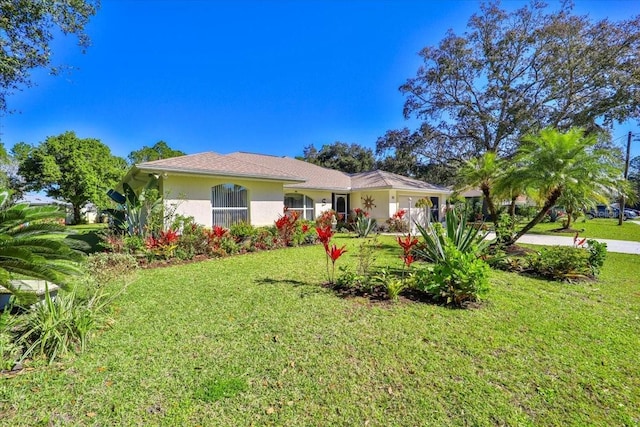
119;151;451;229
18;193;100;224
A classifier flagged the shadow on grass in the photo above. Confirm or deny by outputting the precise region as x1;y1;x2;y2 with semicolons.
256;277;312;287
65;232;102;253
256;277;326;298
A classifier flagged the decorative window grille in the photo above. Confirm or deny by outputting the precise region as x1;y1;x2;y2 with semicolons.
211;184;248;227
284;193;314;220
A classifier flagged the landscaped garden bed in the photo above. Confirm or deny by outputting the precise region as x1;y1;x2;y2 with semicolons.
0;236;638;425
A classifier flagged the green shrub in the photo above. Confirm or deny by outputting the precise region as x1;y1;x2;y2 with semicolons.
85;253;138;287
386;210;408;233
376;269;408;302
587;239;607;276
250;227;277;251
230;222;256;242
177;224;210;258
123;234;145;254
411;241;490;306
525;246;591;281
335;237;380;292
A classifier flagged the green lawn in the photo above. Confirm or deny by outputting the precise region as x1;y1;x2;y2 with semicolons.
1;235;639;426
527;217;640;241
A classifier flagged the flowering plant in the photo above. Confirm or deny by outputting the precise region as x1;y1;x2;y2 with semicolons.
397;234;418;276
145;228;180;259
315;225;346;284
275;207;300;247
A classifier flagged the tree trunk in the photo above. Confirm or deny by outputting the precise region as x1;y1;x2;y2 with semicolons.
505;188;562;246
563;209;573;229
73;204;82;225
508;196;517;218
480;183;498;223
618;195;625;226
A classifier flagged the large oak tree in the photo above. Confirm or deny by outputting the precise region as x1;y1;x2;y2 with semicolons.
300;142;376;174
17;131;127;224
128;141;186;165
398;1;640;164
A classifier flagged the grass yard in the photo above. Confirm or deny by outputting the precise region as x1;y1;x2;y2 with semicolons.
528;217;640;241
1;235;639;426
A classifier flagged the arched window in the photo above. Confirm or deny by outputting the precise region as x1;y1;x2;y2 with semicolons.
212;184;248;227
284;193;314;220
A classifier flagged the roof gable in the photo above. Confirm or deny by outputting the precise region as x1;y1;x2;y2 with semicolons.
350;170;450;193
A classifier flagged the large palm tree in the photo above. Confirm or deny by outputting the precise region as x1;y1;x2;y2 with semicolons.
0;191;83;303
506;127;623;245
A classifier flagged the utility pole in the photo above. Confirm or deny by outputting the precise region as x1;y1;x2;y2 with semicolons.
618;131;632;226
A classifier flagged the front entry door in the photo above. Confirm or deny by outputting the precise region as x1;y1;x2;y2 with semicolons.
335;194;348;221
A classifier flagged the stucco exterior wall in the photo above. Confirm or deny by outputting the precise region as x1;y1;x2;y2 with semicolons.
350;190;391;222
161;174;285;227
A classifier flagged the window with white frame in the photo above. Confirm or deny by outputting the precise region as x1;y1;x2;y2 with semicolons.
284;193;314;220
212;184;248;227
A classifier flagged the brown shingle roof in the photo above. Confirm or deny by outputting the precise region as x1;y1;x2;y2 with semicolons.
227;152;352;190
132;151;451;194
136;152;304;182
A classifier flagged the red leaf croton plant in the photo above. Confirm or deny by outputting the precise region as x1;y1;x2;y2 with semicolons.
397;233;418;277
315;225;347;285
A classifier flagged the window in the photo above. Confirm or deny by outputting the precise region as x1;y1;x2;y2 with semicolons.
284;193;314;220
212;184;248;227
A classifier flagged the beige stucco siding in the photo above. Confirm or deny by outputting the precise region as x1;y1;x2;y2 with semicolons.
350;190;391;222
162;174;285;227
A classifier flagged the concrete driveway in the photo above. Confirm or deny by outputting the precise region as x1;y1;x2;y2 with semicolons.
485;232;640;255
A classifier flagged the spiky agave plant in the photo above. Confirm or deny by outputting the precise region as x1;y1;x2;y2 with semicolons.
0;191;83;304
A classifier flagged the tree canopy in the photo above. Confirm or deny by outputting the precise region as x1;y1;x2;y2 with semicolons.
128;141;186;165
398;1;640;164
300;142;376;174
17;131;127;224
0;0;99;112
375;127;459;185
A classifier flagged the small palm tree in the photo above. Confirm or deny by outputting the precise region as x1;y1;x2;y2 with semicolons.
457;152;504;222
0;191;83;303
506;127;623;245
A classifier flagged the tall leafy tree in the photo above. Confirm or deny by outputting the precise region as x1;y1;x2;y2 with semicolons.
400;1;640;163
375;127;459;185
300;142;375;173
17;131;127;224
0;0;99;112
128;141;186;165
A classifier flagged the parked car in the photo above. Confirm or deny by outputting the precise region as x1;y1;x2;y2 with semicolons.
610;203;639;219
585;204;634;220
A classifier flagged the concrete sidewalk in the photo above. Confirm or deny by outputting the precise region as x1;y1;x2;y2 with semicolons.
485;232;640;255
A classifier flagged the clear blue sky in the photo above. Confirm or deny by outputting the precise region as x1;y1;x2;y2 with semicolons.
1;0;639;161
